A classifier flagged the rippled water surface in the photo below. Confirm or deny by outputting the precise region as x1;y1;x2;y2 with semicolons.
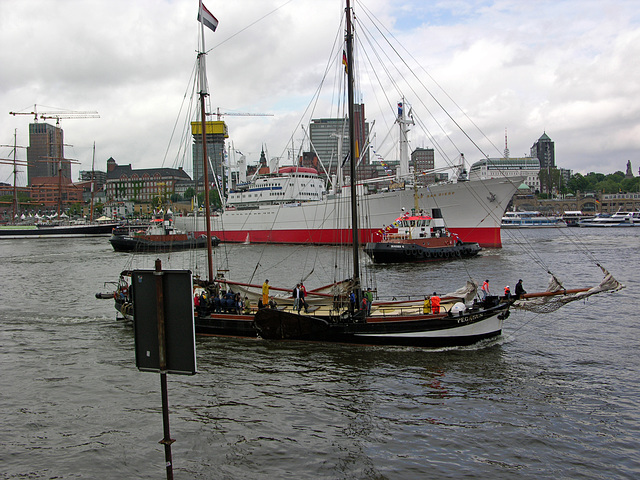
1;229;638;479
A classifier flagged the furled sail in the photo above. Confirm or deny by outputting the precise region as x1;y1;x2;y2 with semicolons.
512;266;625;314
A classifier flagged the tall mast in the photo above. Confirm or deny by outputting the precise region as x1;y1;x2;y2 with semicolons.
57;150;63;218
198;0;215;282
90;141;96;222
397;98;414;182
12;129;19;223
345;0;360;285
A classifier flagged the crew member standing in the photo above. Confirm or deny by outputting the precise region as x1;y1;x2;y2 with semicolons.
365;288;373;316
430;292;441;314
300;282;308;313
514;279;526;299
423;296;431;314
262;279;270;307
481;279;490;300
293;284;300;312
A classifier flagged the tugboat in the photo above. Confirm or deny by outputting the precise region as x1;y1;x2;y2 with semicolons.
109;210;219;253
363;209;481;263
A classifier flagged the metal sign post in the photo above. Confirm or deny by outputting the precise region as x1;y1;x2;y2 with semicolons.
132;259;197;479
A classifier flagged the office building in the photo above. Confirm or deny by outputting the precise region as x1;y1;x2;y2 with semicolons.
27;122;70;185
469;157;541;191
531;132;555;169
191;121;228;189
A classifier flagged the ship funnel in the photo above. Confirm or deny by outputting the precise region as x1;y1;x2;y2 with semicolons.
432;208;443;219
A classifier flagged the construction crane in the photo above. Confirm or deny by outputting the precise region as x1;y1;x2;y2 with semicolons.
9;104;99;123
40;113;100;125
210;107;273;121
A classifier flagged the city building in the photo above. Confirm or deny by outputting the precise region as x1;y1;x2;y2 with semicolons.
308;104;370;178
530;132;555;169
79;170;107;191
26;122;70;185
191;121;228;190
469;157;541;190
104;157;191;204
29;177;84;208
600;192;640;213
411;147;435;185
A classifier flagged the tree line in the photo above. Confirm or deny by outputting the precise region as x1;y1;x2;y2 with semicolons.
538;169;639;196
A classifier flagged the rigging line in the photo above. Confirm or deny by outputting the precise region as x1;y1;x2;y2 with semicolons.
356;5;487;159
246;29;346;280
357;1;504;161
357;5;523;187
355;13;520;218
273;12;346;163
356;18;460;161
355;22;398;115
543;220;606;267
162;59;199;168
204;0;297;55
502;227;553;273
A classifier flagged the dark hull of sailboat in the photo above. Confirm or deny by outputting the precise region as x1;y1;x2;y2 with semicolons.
364;241;481;264
0;223;119;238
115;297;257;337
254;302;510;348
194;313;257;337
109;234;220;252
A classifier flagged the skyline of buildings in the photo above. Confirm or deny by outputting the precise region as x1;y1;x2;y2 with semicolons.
2;117;634;217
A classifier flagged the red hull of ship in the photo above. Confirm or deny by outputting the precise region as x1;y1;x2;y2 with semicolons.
192;226;502;248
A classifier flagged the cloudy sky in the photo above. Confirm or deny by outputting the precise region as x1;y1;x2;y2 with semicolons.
1;0;639;187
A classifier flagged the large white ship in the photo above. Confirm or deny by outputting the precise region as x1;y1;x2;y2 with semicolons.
175;166;519;248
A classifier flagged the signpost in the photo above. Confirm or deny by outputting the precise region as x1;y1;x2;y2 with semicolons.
132;259;196;479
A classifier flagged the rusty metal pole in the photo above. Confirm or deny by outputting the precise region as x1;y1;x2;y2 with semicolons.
154;259;175;480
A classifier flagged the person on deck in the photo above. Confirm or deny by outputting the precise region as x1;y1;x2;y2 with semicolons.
349;291;356;314
293;284;300;312
300;282;308;313
430;292;441;314
262;279;270;307
481;279;490;300
504;285;511;299
515;279;526;299
423;296;431;314
243;296;251;315
365;288;373;316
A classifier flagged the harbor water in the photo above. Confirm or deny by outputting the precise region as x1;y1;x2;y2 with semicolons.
1;228;638;479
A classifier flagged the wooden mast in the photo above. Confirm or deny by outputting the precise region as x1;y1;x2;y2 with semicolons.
90;141;96;222
198;2;215;282
12;129;19;223
345;0;360;290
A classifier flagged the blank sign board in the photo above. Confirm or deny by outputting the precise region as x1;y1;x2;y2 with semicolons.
132;269;197;375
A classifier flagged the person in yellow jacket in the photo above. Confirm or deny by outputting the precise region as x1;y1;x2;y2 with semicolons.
262;279;270;307
423;297;431;314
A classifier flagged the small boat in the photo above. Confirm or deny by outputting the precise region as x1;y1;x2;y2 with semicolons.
501;211;567;228
577;210;640;227
364;209;481;263
109;212;220;252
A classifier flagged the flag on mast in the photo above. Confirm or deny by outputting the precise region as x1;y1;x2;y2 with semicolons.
198;1;218;32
